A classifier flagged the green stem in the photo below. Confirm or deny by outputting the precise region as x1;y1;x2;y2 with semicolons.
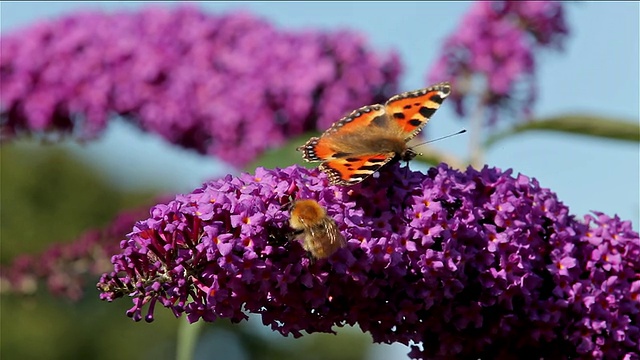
468;98;485;169
484;114;640;148
176;319;204;360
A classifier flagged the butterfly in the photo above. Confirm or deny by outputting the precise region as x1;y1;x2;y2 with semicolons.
288;199;346;260
297;82;451;186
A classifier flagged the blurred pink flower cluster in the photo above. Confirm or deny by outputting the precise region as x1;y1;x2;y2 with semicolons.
1;6;401;166
428;1;569;124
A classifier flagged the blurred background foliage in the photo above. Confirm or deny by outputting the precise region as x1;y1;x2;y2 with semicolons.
1;140;158;262
0;139;372;360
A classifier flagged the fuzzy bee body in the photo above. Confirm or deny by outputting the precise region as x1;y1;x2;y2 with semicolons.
289;199;346;260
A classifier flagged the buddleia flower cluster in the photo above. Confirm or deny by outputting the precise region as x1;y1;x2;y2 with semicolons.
0;6;401;166
427;1;569;124
97;164;640;359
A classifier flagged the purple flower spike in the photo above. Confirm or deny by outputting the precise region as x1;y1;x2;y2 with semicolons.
427;1;568;124
0;6;401;167
97;163;639;359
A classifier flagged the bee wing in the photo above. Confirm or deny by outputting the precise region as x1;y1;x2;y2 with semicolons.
321;218;346;247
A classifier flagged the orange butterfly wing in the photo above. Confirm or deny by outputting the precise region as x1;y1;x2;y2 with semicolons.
384;82;451;141
297;104;386;162
319;153;395;186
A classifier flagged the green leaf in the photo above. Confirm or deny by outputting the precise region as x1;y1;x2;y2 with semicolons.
485;114;640;148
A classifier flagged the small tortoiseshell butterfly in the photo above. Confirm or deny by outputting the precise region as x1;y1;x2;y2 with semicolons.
297;82;452;186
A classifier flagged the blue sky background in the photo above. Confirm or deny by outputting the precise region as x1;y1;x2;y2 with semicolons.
1;2;638;359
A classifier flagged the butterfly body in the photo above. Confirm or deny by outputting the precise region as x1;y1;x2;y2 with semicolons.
298;82;451;186
289;199;346;260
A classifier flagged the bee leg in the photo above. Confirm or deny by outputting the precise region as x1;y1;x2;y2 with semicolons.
286;229;304;242
306;252;316;266
404;159;410;178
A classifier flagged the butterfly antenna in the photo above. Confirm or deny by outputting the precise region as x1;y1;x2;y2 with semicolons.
412;129;467;154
